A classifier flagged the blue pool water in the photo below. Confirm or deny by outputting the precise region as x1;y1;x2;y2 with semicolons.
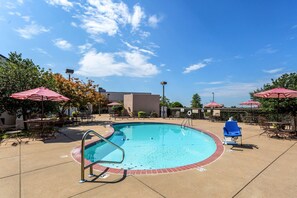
84;123;217;170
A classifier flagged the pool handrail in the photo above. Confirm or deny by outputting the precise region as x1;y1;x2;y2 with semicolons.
80;129;125;183
181;118;192;127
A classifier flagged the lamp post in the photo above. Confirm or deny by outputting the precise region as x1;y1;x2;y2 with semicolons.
66;69;74;81
212;92;214;102
66;69;74;116
160;81;167;119
107;93;110;114
98;86;101;116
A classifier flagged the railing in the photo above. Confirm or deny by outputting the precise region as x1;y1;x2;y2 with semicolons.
181;118;192;127
80;129;125;183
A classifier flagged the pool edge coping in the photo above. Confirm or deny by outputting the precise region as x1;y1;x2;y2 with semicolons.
71;122;224;175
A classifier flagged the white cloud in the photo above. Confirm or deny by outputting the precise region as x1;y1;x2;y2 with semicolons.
148;15;161;28
5;2;17;9
32;48;51;56
76;49;159;77
70;22;77;27
9;11;31;22
15;23;49;39
17;0;24;4
263;68;284;74
78;43;92;54
73;0;152;41
183;58;212;74
196;81;224;85
22;16;30;22
131;5;145;31
9;11;21;16
233;55;243;59
123;41;155;56
139;31;150;38
257;45;278;54
46;63;54;68
200;82;259;98
46;0;73;10
53;38;72;50
79;0;130;38
291;24;297;29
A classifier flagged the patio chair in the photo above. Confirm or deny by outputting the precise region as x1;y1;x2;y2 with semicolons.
0;120;22;145
0;119;17;131
223;121;242;145
278;119;296;139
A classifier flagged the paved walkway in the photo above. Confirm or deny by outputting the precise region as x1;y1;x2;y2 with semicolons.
1;115;296;198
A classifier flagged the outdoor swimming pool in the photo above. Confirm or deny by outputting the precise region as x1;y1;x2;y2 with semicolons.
83;123;221;172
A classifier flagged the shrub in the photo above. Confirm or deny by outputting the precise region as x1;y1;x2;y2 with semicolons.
112;105;123;114
150;112;158;118
138;111;146;118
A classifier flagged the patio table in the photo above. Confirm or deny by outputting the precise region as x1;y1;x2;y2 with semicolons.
265;121;292;138
24;119;58;139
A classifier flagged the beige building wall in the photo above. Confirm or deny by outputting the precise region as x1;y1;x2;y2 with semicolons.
0;112;16;125
124;94;160;116
103;92;151;102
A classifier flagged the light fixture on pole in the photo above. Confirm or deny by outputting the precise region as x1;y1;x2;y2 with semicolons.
212;92;214;102
66;69;74;81
160;81;167;119
65;69;74;116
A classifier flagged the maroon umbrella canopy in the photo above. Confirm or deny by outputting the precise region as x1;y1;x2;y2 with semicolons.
240;100;260;122
204;101;223;108
10;87;69;118
107;102;122;106
254;87;297;121
254;88;297;99
10;87;69;101
240;100;260;107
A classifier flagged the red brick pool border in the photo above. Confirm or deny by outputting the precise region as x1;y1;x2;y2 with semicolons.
71;122;224;175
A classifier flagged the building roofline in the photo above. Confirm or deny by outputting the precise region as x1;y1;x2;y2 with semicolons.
0;54;8;61
103;91;151;94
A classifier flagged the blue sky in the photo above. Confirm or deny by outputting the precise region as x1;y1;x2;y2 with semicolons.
1;0;297;107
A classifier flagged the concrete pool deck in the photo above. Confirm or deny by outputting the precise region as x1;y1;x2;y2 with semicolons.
1;114;297;198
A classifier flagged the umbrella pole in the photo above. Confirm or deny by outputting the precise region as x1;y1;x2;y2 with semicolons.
251;104;253;123
277;94;279;122
42;96;44;121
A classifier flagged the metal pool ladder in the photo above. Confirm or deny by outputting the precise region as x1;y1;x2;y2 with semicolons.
80;129;125;183
181;118;192;127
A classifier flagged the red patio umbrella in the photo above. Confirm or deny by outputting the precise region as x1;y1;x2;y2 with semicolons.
107;102;122;106
240;100;261;107
204;101;223;108
254;87;297;121
240;100;261;122
10;87;70;119
254;88;297;99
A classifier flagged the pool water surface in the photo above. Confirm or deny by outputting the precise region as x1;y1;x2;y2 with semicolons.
84;123;220;171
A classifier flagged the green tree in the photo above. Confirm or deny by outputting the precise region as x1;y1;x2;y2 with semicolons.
191;93;202;108
53;73;106;116
252;73;297;120
170;101;183;108
0;52;56;122
160;96;170;107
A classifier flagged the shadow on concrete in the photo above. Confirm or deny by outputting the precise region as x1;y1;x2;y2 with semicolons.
87;168;127;184
231;144;259;151
41;121;114;144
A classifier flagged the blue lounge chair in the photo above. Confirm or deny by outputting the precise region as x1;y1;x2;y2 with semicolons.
223;121;242;145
